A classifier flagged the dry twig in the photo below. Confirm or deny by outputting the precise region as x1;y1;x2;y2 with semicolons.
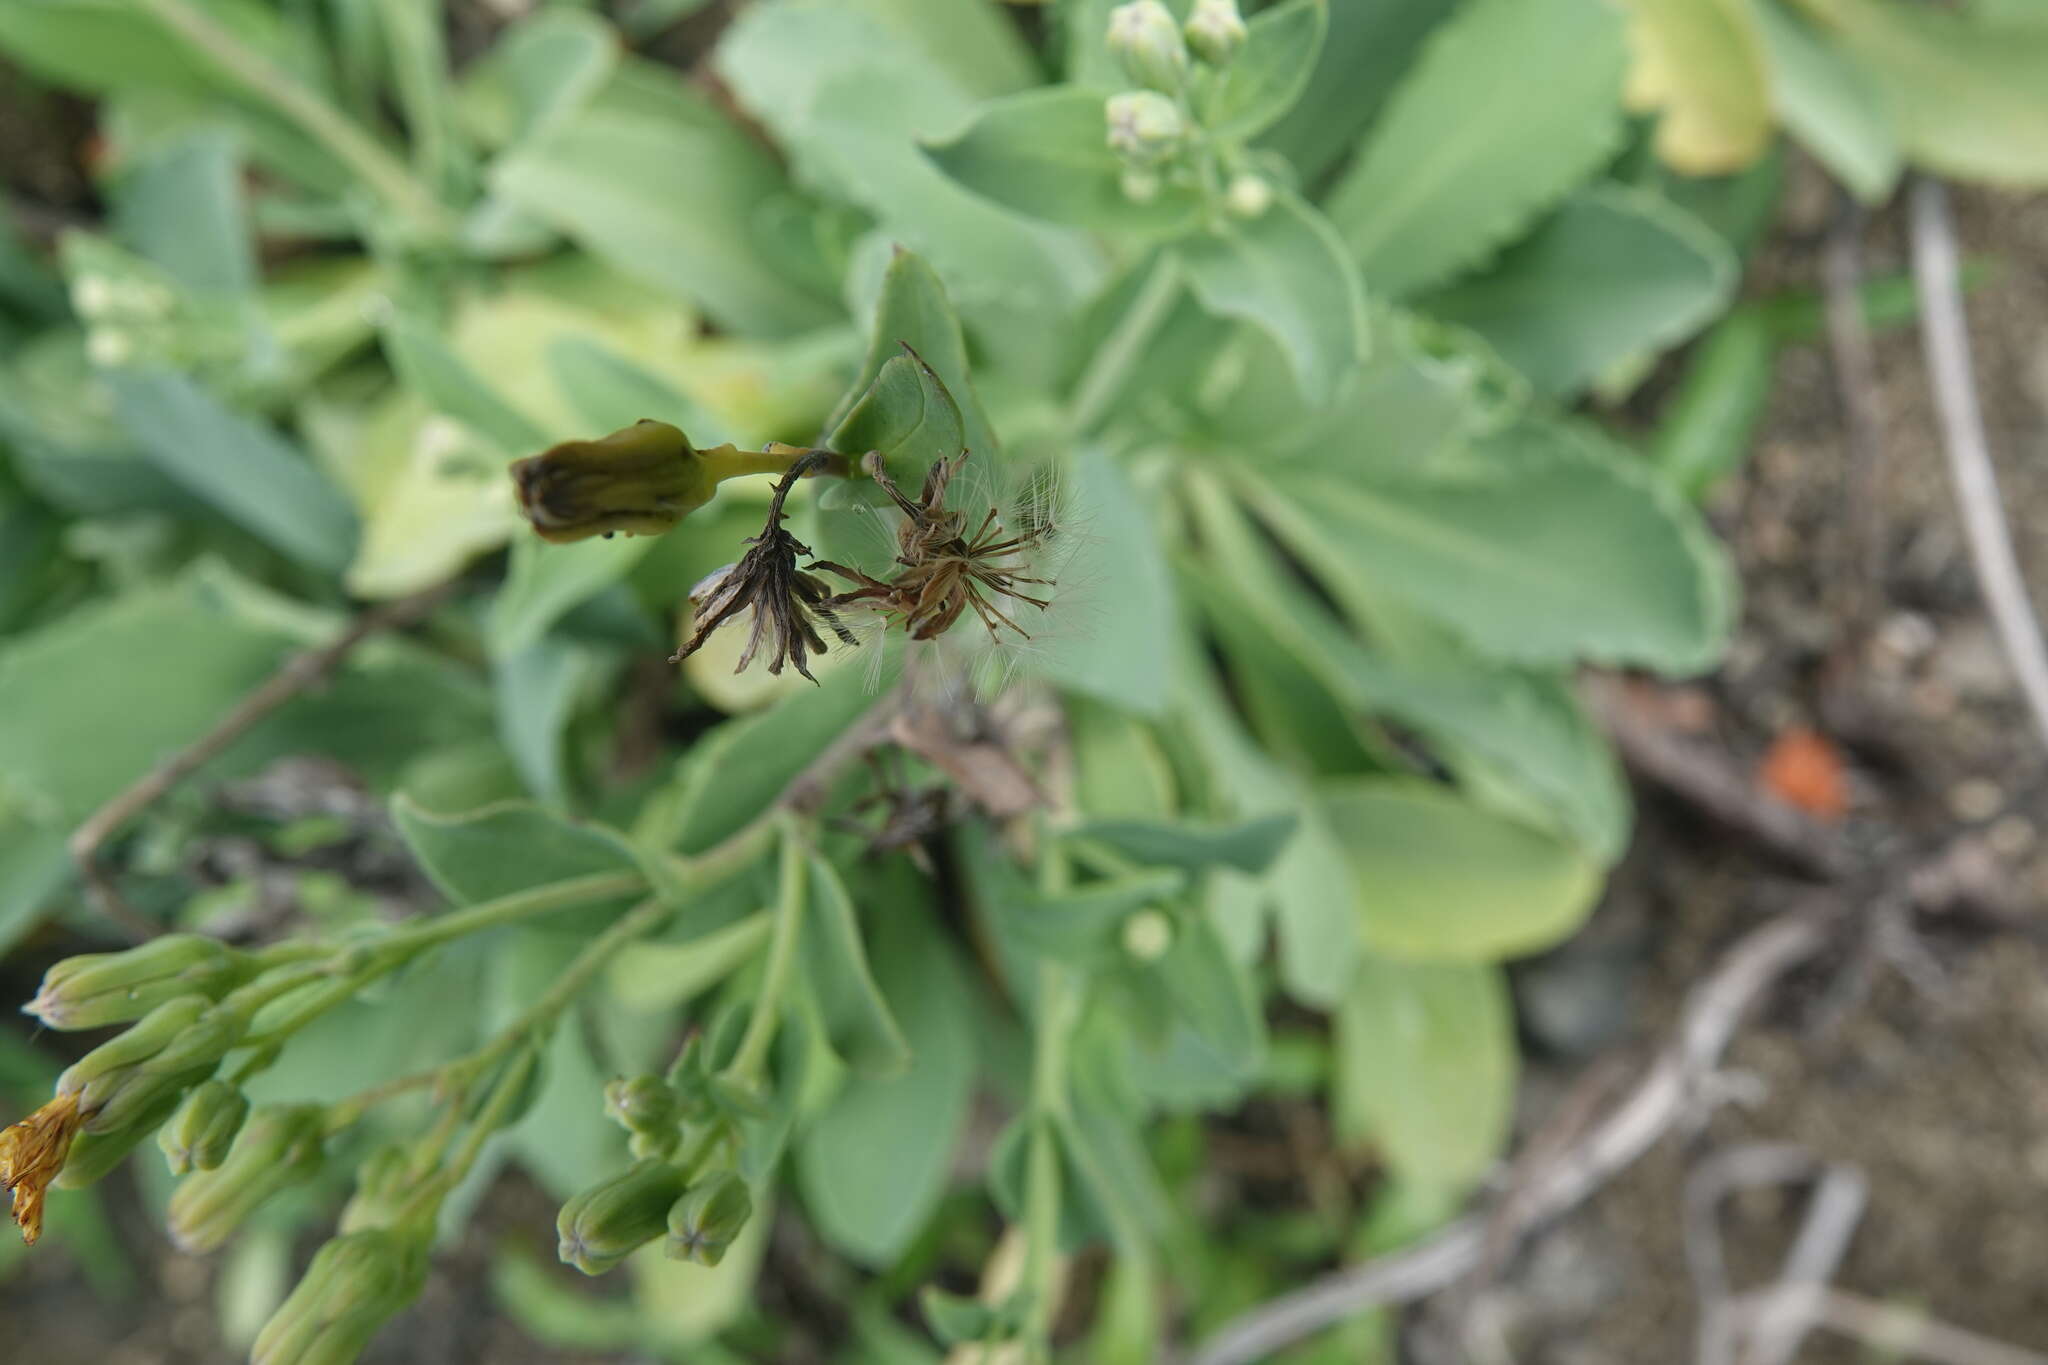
1733;1287;2048;1365
1910;177;2048;749
69;581;458;939
1825;197;1890;645
1180;906;1840;1365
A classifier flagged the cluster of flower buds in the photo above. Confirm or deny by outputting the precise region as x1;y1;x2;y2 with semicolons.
26;932;251;1030
1103;0;1273;218
560;1049;761;1274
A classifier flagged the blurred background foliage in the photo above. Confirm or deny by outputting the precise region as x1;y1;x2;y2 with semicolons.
0;0;2044;1361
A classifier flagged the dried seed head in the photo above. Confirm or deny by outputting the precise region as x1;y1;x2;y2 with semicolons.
670;450;859;683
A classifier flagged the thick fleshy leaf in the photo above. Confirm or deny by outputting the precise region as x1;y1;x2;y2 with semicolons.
795;894;974;1265
1235;417;1734;673
1797;0;2048;186
1334;956;1515;1188
1324;0;1627;299
1205;0;1328;138
801;853;912;1077
391;794;641;910
1178;194;1367;406
1320;778;1601;960
1419;185;1735;397
105;370;358;573
1752;1;1900;202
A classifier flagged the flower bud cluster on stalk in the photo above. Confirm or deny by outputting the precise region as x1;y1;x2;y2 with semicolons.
1102;0;1275;221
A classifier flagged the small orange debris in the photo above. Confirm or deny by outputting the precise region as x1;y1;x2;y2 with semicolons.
1759;727;1849;821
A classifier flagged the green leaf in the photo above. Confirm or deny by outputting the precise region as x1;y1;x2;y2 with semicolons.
1257;0;1457;186
848;0;1041;98
1235;418;1735;673
492;637;594;808
547;336;723;444
1204;0;1328;138
832;248;995;462
0;0;309;96
488;536;655;659
652;655;903;855
1178;194;1367;406
391;794;641;911
104;370;358;573
1324;0;1627;299
1617;0;1775;175
924;86;1204;237
715;2;1098;343
109;128;257;298
801;852;912;1077
1320;778;1601;960
1752;1;1900;202
0;822;71;958
1333;956;1515;1188
1797;0;2048;186
830;349;967;482
380;311;553;455
1651;308;1775;497
490;74;839;337
1025;447;1176;715
1153;911;1266;1078
1419;184;1735;397
1075;815;1297;876
796;896;974;1265
457;9;618;149
920;1288;996;1347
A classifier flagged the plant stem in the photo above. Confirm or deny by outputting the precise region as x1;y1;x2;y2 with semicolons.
1021;960;1080;1344
132;0;454;238
1070;253;1183;435
725;821;808;1088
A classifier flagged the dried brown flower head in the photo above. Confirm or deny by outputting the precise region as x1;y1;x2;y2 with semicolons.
815;451;1054;642
671;450;858;683
1;1090;84;1245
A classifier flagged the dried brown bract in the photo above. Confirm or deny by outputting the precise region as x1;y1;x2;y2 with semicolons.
815;451;1054;643
670;451;858;684
1;1090;83;1245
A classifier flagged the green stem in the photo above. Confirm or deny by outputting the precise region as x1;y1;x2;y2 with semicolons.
1069;253;1184;435
724;821;808;1088
1020;960;1080;1344
133;0;454;237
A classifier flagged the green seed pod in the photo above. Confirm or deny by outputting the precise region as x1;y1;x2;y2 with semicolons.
604;1075;682;1158
251;1228;427;1365
1184;0;1248;66
1106;91;1186;167
556;1158;689;1276
158;1079;249;1175
509;421;811;544
1106;1;1190;93
666;1172;752;1268
58;995;242;1134
27;934;245;1031
166;1104;325;1253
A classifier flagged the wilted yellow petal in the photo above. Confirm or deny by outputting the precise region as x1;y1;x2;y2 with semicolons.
0;1091;85;1245
1619;0;1775;175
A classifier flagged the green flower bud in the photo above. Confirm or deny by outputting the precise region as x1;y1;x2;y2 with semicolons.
1122;908;1175;962
338;1140;423;1234
1120;168;1163;204
166;1104;325;1252
158;1079;249;1175
509;420;813;544
58;995;242;1134
666;1172;752;1268
1185;0;1248;66
55;1095;179;1190
251;1229;427;1365
604;1075;682;1159
1106;91;1187;167
1225;172;1274;219
1106;1;1190;93
557;1158;688;1276
27;934;244;1031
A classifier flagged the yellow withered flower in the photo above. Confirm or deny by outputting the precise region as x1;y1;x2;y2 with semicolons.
510;418;843;544
1;1090;85;1245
